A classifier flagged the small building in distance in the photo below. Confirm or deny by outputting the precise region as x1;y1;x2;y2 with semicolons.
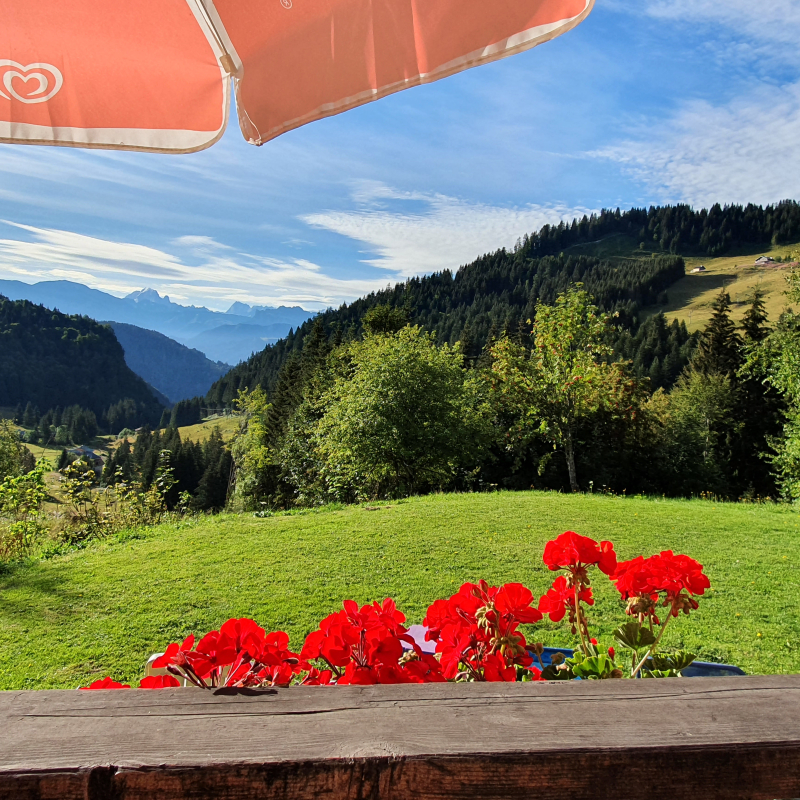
690;265;707;273
68;446;105;467
755;256;775;266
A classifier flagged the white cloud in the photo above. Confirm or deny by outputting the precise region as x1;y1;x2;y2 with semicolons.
609;0;800;74
640;0;800;42
0;191;593;311
592;82;800;207
0;223;394;310
595;0;800;207
171;235;232;250
303;188;589;276
0;221;187;279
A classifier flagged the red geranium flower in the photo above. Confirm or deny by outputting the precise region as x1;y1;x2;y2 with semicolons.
483;653;517;682
495;582;543;624
80;677;130;690
422;598;451;642
301;667;333;686
192;629;238;678
220;618;267;659
301;599;420;685
301;610;359;668
139;675;180;689
248;630;308;687
151;635;195;670
402;653;447;683
424;580;539;682
538;575;593;622
543;531;617;576
612;550;710;618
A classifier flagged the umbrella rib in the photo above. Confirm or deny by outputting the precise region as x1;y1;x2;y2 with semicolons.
190;0;238;75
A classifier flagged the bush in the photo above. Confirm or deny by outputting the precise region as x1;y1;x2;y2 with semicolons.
286;326;487;502
0;419;29;481
0;460;48;560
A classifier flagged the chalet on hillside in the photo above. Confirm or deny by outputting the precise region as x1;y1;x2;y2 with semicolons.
68;447;105;466
690;265;706;273
755;256;775;265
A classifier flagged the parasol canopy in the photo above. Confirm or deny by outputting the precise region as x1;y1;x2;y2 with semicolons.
0;0;593;153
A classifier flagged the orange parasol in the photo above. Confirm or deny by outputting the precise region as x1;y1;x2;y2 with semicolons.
0;0;593;153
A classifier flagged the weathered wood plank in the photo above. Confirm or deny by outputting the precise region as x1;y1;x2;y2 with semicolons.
1;676;799;799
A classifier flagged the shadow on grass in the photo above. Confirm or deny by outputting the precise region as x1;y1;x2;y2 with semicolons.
0;562;69;607
667;271;739;307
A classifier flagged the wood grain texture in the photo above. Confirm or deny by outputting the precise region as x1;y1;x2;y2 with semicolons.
1;676;799;799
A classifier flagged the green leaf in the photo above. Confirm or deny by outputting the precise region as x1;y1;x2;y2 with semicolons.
540;662;574;681
613;621;656;650
648;650;697;674
642;668;679;679
568;654;621;680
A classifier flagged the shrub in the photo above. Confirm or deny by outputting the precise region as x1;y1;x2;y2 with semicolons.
0;460;48;560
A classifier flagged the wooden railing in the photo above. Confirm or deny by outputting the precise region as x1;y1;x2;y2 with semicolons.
1;675;799;799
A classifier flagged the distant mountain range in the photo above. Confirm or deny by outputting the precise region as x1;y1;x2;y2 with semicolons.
182;322;301;366
106;322;231;404
0;280;314;364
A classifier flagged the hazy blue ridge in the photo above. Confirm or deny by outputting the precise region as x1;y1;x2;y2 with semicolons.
106;322;232;404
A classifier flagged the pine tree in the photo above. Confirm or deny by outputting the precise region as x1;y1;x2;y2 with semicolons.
733;291;782;497
740;288;770;344
57;448;69;471
693;290;742;376
648;356;663;390
457;321;476;364
22;402;35;428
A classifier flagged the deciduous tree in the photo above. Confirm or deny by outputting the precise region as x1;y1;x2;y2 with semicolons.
488;287;637;492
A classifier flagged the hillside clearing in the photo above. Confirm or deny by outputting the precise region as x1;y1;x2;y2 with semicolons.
175;414;240;443
649;240;800;333
0;491;798;689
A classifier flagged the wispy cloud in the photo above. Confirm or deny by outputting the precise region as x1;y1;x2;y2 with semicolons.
592;84;800;208
304;186;589;276
639;0;800;41
0;222;394;310
593;0;800;207
0;191;590;310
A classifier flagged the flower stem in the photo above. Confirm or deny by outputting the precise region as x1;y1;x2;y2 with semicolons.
632;606;675;678
574;583;589;656
322;657;342;680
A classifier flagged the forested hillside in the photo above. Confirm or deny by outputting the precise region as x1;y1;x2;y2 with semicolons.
0;296;163;427
206;251;688;405
208;200;800;406
520;200;800;258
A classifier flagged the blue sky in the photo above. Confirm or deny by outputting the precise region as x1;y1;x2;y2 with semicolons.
1;0;799;311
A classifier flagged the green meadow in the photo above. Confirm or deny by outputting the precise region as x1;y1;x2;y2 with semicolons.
1;491;798;689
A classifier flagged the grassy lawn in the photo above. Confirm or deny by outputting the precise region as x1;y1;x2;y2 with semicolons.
1;491;798;689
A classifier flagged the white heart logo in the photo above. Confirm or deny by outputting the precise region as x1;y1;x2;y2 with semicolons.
0;61;63;104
